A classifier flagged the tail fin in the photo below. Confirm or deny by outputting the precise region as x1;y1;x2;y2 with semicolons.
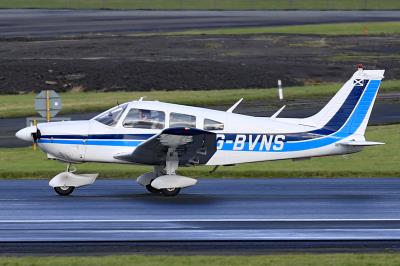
304;68;384;136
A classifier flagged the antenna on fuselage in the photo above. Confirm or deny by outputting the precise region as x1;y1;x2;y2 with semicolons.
138;96;146;101
270;105;286;119
227;98;243;113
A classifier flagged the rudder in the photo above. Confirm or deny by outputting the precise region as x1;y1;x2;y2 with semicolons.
303;68;384;137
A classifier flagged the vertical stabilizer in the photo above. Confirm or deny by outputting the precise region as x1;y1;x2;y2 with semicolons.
303;68;384;137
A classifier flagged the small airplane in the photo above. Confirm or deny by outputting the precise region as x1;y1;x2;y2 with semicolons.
16;67;384;197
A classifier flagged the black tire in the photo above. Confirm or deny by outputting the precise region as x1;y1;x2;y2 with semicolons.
161;187;181;197
146;184;161;194
54;186;75;196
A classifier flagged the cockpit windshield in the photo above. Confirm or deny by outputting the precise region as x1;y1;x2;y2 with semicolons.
92;103;128;126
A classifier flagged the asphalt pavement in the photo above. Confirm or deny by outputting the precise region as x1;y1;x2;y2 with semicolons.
1;10;400;38
1;178;400;244
1;9;399;254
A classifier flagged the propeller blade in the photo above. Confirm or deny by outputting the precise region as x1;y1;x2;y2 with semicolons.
32;128;41;143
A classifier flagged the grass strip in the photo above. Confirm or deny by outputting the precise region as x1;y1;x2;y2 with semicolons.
0;124;398;179
1;0;400;10
1;253;400;266
1;80;399;119
158;21;400;36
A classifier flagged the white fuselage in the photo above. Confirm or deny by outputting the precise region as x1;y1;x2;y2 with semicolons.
35;100;358;166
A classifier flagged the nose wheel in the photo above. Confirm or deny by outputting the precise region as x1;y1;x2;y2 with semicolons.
54;186;75;196
50;163;98;196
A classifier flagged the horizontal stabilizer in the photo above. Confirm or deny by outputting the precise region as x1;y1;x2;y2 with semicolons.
338;140;385;146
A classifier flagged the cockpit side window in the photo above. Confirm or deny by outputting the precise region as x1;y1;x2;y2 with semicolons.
123;108;165;129
93;103;128;127
170;112;196;128
204;118;224;130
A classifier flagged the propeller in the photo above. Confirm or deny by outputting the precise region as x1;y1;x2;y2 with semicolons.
31;127;41;143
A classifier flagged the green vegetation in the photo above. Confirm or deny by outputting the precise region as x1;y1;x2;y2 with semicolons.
1;0;400;10
1;253;400;266
161;21;400;36
1;80;400;119
1;124;398;179
330;54;400;61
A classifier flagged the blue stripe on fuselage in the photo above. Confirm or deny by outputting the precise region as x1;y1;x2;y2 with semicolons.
40;134;154;140
38;139;143;147
38;133;151;146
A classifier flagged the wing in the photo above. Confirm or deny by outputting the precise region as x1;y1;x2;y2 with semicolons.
114;127;217;166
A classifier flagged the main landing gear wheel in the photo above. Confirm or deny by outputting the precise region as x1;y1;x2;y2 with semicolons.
146;184;161;194
161;187;181;197
54;186;75;196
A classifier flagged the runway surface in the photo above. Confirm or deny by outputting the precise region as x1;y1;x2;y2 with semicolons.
1;178;400;244
1;10;400;38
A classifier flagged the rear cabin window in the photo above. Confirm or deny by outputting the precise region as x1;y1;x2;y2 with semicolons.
204;119;224;130
170;112;196;128
123;108;165;129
